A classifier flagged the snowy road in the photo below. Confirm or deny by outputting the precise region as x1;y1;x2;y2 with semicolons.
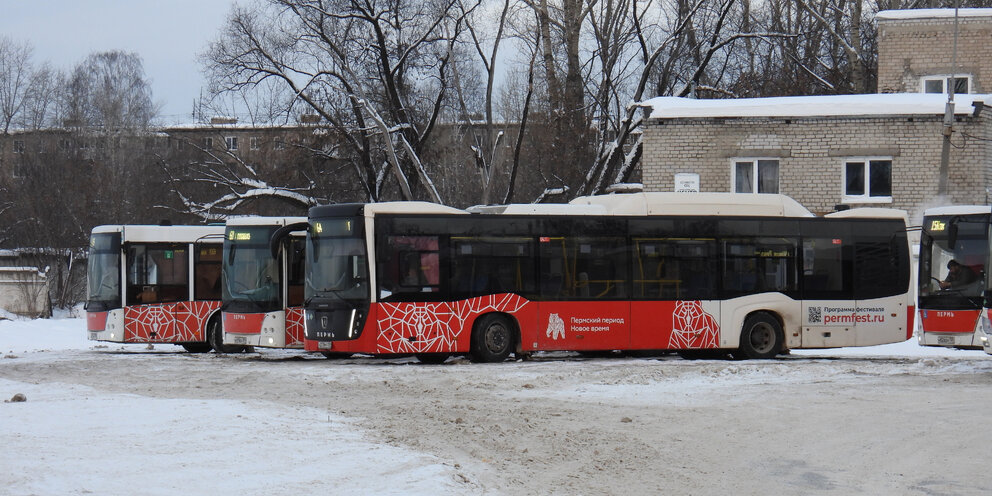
2;318;992;495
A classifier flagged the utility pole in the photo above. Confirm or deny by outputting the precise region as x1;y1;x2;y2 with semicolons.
937;2;960;196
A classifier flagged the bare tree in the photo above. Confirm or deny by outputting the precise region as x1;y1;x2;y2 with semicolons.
65;51;157;130
0;37;34;134
21;63;62;130
581;0;788;195
203;0;472;204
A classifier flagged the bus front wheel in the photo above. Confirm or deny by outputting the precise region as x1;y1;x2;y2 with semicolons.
208;317;253;354
735;313;782;360
470;314;515;363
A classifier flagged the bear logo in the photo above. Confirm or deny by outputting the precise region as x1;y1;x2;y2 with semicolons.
546;313;566;340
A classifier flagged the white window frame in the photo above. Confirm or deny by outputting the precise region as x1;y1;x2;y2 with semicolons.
920;74;971;95
731;158;779;194
225;136;238;151
250;136;260;150
13;140;25;154
204;137;213;149
841;157;893;204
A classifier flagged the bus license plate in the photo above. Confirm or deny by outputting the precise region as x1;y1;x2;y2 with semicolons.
234;337;247;344
937;335;955;345
318;341;334;350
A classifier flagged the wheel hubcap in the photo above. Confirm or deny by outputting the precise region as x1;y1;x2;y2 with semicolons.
485;323;508;353
750;322;775;354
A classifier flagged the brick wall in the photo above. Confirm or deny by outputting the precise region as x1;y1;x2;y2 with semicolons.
878;15;992;94
641;113;992;220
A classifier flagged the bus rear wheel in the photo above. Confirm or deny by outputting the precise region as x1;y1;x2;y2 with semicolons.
471;314;515;363
735;313;782;360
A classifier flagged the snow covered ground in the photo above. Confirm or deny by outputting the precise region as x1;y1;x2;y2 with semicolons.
2;315;991;495
0;316;469;495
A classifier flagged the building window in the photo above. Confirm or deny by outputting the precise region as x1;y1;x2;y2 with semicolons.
225;136;238;151
204;137;213;149
274;140;286;151
732;159;778;194
250;136;260;150
843;158;892;203
13;140;24;154
921;75;970;95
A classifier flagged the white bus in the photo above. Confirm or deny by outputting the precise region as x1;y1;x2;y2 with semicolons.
918;206;991;350
301;193;914;363
221;216;309;349
86;224;249;353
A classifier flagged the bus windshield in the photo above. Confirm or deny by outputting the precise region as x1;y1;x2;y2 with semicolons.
223;225;280;312
306;217;368;300
87;232;122;311
919;215;988;309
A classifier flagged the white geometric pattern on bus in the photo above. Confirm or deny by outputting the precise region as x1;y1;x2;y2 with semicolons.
669;300;720;349
285;307;305;347
124;301;219;343
376;294;529;353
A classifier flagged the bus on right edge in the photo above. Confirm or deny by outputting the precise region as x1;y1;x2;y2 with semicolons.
918;206;990;350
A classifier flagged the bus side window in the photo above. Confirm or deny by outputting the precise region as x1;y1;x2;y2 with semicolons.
194;245;222;301
802;237;852;299
379;235;440;300
286;237;306;307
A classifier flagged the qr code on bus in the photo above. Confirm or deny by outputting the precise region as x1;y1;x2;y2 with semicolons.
808;306;822;324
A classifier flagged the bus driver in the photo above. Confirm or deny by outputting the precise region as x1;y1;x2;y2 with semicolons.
939;260;979;290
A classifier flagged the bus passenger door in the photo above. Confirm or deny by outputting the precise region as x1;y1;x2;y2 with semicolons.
801;236;857;347
534;234;630;351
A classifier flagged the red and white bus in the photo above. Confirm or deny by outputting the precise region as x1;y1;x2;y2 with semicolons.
917;206;991;351
302;193;914;363
86;224;249;353
221;216;309;350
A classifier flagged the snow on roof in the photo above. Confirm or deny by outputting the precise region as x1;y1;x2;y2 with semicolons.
876;8;992;21
224;216;307;227
570;192;815;217
640;93;990;120
92;225;225;243
364;202;467;216
466;204;608;215
824;208;908;221
923;205;991;216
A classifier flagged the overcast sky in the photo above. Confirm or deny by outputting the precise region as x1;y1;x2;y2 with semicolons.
1;0;239;124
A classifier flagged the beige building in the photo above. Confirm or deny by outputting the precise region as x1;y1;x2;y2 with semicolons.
640;8;992;218
877;8;992;94
640;93;991;216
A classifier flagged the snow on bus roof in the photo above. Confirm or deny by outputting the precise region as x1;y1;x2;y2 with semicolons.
640;93;989;120
224;216;307;226
824;207;908;220
467;204;608;215
876;8;992;21
570;192;815;217
923;205;991;216
92;224;225;243
363;201;467;215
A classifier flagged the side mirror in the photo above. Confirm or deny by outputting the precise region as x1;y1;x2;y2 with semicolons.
270;222;309;260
